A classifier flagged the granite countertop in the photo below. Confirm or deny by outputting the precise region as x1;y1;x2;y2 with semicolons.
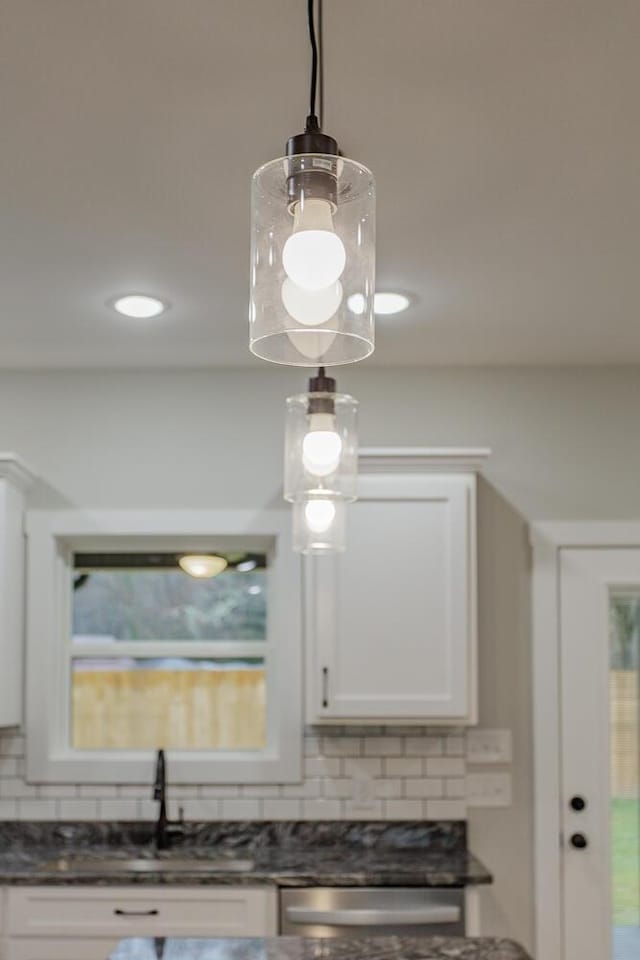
0;821;492;888
109;937;531;960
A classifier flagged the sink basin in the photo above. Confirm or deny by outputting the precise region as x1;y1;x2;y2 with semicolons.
39;856;255;873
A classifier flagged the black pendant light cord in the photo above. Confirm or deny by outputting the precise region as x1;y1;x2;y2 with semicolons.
306;0;321;131
288;1;336;159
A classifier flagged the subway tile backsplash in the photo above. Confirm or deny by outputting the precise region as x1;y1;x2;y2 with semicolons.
0;727;470;821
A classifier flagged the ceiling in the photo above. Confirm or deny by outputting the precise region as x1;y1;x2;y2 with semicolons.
1;0;639;368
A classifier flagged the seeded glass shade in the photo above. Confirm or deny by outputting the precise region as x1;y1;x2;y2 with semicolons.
250;155;375;366
284;391;358;502
292;497;346;554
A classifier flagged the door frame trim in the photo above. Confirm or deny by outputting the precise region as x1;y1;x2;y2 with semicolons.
531;522;640;960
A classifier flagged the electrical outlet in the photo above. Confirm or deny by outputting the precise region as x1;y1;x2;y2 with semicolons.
350;769;377;811
466;772;512;807
466;728;512;764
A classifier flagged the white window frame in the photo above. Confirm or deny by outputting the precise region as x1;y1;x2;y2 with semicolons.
25;509;302;784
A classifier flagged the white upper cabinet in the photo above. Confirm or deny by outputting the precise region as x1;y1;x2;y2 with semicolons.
305;449;488;725
0;454;35;727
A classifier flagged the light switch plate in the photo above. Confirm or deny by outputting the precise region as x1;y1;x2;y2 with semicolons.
466;772;512;807
466;728;512;764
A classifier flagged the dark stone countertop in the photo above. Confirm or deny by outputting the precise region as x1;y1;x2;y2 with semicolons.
108;937;531;960
0;821;492;888
0;845;490;887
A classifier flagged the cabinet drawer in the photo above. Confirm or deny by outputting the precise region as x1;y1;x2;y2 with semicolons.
7;886;276;938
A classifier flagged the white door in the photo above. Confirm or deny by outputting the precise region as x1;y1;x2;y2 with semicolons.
560;548;640;960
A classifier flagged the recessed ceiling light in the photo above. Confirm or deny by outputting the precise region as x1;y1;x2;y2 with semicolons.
112;295;167;319
373;292;411;315
347;292;411;316
178;555;228;579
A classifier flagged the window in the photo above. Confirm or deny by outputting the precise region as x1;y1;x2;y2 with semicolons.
609;594;640;942
26;510;301;784
71;551;268;751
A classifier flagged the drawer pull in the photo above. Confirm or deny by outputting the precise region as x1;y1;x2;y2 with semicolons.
114;908;159;917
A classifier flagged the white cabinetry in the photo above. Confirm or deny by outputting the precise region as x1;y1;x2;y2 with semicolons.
305;449;487;725
3;886;276;960
0;455;35;728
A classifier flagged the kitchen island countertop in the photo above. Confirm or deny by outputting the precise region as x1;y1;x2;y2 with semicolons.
109;936;531;960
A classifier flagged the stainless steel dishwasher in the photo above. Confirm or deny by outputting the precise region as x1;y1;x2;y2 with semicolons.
280;887;465;937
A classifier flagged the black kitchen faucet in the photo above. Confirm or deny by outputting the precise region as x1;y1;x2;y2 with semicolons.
153;748;184;850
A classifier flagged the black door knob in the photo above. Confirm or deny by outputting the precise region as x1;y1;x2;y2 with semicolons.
570;796;586;812
570;832;588;849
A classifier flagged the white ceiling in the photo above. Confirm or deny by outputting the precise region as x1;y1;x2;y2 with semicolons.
1;0;639;368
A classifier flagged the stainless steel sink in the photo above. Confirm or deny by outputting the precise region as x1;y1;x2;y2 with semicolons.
38;855;254;873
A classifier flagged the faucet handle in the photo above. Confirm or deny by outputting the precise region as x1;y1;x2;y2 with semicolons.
178;805;185;824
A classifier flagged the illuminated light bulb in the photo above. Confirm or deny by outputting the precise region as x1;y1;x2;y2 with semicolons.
282;198;346;291
304;498;336;534
178;555;228;578
286;328;337;361
281;278;342;326
302;413;342;477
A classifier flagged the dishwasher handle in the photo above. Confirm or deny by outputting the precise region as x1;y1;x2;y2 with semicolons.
284;905;462;927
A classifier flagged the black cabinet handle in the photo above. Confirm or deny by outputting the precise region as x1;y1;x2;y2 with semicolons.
322;666;329;708
570;833;588;849
114;909;159;917
570;795;586;812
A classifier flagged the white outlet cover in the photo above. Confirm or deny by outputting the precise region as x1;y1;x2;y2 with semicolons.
352;776;372;804
350;768;377;810
466;728;513;764
466;771;512;807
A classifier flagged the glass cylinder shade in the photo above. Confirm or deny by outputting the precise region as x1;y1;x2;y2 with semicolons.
284;391;358;503
292;497;346;554
250;154;375;366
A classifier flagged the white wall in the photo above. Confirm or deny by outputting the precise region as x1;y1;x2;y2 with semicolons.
1;364;636;952
2;364;637;517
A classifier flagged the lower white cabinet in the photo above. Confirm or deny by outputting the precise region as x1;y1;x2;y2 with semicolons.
9;940;139;960
3;886;277;960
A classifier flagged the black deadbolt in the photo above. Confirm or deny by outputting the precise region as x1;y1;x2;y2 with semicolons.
570;795;586;812
570;832;588;849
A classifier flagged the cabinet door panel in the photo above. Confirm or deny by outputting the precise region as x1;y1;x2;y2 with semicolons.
307;474;475;720
7;939;120;960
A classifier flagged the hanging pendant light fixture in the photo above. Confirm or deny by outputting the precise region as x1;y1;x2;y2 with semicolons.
249;0;375;366
284;367;357;501
285;367;357;553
